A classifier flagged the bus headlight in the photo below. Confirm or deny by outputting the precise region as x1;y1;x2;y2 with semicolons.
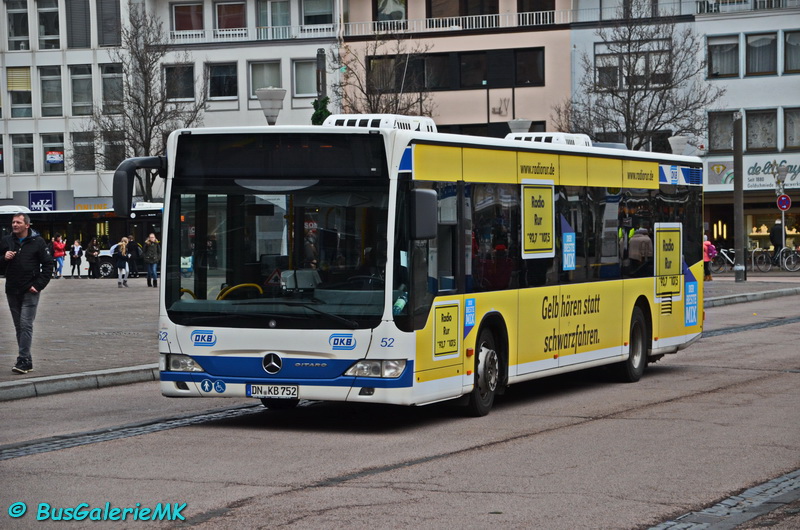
166;354;205;372
345;359;406;378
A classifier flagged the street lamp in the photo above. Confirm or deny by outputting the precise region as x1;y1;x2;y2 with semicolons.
773;161;790;251
255;87;286;125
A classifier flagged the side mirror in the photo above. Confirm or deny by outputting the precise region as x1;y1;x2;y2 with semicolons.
410;188;437;240
113;156;167;217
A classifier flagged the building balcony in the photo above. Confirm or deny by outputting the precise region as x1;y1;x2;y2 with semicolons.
696;0;800;14
163;1;797;46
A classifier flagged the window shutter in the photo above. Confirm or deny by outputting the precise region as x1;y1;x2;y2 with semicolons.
7;67;32;91
66;0;91;48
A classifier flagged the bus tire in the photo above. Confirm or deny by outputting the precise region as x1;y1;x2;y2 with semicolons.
260;398;299;410
465;328;501;417
616;306;648;383
98;259;115;278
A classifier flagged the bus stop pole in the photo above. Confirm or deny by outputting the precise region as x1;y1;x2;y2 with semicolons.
733;112;746;282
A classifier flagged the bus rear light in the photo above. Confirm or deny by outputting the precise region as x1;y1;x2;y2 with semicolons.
344;359;407;378
466;348;474;357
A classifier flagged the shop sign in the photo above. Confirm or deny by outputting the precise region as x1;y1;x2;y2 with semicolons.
705;156;800;192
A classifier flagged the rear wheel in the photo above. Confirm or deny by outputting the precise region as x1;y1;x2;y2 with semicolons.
98;259;115;278
784;251;800;272
709;255;725;274
465;328;501;417
615;306;648;383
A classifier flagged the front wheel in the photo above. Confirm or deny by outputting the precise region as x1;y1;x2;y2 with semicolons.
615;306;649;382
709;255;725;274
783;251;800;272
98;259;115;278
465;329;501;417
755;251;772;273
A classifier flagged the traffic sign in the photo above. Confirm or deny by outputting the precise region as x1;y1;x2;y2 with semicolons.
777;194;791;211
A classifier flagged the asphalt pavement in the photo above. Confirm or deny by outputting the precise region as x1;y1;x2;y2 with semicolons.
2;270;800;401
1;270;800;529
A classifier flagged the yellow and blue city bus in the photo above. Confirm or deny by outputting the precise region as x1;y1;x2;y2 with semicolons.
113;115;704;416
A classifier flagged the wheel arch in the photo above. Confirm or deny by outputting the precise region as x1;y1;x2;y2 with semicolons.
476;311;509;388
632;295;653;354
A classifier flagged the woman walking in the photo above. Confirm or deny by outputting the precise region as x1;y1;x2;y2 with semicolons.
142;233;161;287
113;237;131;287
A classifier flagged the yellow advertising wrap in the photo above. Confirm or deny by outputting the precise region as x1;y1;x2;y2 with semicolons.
623;160;659;190
588;157;622;188
463;148;517;183
517;152;559;183
413;144;462;182
559;155;587;186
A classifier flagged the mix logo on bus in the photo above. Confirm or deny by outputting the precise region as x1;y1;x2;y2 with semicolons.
191;330;217;347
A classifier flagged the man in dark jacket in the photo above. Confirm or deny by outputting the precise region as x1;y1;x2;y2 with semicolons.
0;213;53;374
770;219;785;265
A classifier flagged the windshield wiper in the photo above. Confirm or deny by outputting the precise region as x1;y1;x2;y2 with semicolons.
282;301;359;328
176;312;293;324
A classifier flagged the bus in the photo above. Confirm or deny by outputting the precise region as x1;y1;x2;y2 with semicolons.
113;115;704;416
0;203;162;278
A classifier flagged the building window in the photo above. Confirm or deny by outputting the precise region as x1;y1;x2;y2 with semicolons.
303;0;333;25
8;0;29;50
216;2;246;29
103;131;126;170
430;0;498;16
257;0;290;38
708;35;739;78
424;55;449;90
7;67;33;117
375;0;406;21
101;64;124;114
38;0;60;49
515;48;544;86
708;111;735;153
12;134;34;173
368;57;396;92
293;60;316;97
596;54;619;89
67;0;91;48
460;53;486;88
42;134;65;173
173;3;204;31
72;132;96;171
97;0;122;46
746;33;777;76
165;65;195;99
786;108;800;150
746;109;777;151
209;63;238;98
70;65;94;116
40;66;63;117
250;61;281;97
786;31;800;74
0;138;4;173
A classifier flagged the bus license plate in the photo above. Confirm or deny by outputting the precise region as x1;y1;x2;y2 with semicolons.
248;384;298;399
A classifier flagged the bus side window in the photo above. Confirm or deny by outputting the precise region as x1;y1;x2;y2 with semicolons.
470;183;521;292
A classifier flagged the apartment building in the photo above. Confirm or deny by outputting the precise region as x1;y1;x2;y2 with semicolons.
0;0;339;208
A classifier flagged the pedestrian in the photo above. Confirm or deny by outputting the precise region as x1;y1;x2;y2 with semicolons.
69;239;83;278
113;236;131;288
143;233;161;288
703;235;714;281
86;237;101;279
770;219;784;265
51;233;66;278
0;213;54;374
128;234;142;278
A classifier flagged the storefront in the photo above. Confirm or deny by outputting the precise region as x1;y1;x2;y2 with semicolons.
704;153;799;251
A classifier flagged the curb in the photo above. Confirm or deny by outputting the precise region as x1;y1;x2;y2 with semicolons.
0;364;158;402
703;287;800;308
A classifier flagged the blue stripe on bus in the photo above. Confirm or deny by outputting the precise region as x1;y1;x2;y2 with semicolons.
399;146;413;172
160;360;415;389
193;355;352;379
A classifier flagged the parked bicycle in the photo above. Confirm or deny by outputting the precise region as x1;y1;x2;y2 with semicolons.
710;247;775;273
761;246;800;273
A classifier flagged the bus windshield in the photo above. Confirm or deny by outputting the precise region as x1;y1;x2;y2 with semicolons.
165;133;390;330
